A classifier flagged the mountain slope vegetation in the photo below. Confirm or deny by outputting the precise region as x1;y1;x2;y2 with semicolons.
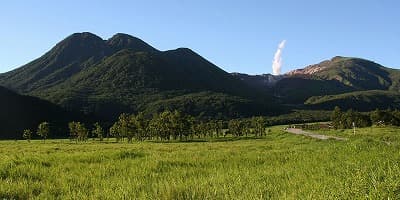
0;32;275;120
286;56;400;92
304;90;400;111
232;56;400;110
281;56;400;105
0;86;83;139
1;31;399;124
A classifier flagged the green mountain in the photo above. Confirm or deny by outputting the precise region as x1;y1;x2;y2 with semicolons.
305;90;400;111
2;31;398;124
287;56;400;91
274;56;400;104
0;86;84;139
0;33;161;92
233;56;400;110
276;56;400;104
0;32;275;120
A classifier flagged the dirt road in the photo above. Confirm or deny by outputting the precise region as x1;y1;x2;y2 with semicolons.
285;128;347;141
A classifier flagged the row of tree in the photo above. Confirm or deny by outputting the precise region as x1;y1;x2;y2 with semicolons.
109;110;267;142
370;109;400;126
331;107;400;129
22;122;50;142
23;110;268;142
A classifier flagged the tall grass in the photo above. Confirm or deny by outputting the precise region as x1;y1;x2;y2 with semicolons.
0;126;400;199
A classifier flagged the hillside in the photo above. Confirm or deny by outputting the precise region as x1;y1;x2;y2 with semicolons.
286;56;400;91
142;91;272;118
278;56;400;104
304;90;400;111
0;32;275;120
231;73;284;90
0;86;84;139
272;77;354;104
234;56;400;107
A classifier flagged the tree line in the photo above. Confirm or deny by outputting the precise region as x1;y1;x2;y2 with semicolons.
331;106;400;129
22;110;268;142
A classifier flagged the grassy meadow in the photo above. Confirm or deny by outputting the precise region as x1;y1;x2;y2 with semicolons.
1;126;400;199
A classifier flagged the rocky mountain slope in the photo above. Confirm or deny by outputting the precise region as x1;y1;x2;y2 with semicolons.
234;56;400;108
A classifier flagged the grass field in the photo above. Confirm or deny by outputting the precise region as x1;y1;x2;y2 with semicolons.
1;126;400;199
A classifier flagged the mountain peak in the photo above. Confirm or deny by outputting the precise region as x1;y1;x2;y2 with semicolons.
107;33;157;52
110;33;134;38
331;56;346;61
63;32;104;43
286;56;359;76
166;47;197;55
54;32;106;55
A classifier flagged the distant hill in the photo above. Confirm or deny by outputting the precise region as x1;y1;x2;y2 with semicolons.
0;86;84;139
280;56;400;104
286;56;400;91
304;90;400;111
0;32;276;120
273;77;354;104
234;56;400;109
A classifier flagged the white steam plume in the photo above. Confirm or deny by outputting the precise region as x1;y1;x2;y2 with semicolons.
272;40;286;75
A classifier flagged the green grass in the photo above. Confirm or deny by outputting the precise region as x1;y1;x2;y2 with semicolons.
1;126;400;199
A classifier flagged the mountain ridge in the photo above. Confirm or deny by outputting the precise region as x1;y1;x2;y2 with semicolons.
285;56;400;91
0;32;276;120
1;32;399;122
233;56;400;105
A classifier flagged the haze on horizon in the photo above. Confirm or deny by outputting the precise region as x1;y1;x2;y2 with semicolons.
0;0;399;75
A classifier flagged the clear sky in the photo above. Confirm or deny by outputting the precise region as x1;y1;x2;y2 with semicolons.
0;0;399;74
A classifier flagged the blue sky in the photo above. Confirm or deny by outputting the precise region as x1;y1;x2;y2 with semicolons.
0;0;399;74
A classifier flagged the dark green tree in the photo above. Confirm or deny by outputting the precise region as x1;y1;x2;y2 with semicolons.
37;122;50;142
22;129;32;142
190;122;203;139
216;120;224;137
69;122;89;142
390;110;400;126
148;111;174;140
117;113;132;142
341;109;371;128
68;121;78;142
252;116;266;137
171;111;191;141
331;106;343;129
228;119;244;137
110;122;122;142
92;122;104;141
76;122;89;142
370;109;394;126
135;112;149;141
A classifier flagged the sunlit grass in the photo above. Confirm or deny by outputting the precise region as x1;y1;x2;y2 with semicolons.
1;126;400;199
